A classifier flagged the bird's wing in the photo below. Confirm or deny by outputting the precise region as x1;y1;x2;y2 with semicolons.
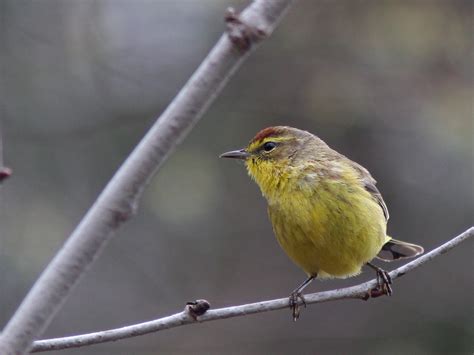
349;160;390;222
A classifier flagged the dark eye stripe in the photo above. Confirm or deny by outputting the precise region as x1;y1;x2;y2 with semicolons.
263;141;276;152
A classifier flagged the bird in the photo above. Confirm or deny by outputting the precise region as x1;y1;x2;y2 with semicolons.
220;126;424;320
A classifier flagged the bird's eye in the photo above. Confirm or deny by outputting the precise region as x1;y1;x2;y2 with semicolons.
262;141;276;152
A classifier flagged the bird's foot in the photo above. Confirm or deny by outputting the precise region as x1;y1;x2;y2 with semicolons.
372;268;392;297
289;291;306;321
367;262;392;297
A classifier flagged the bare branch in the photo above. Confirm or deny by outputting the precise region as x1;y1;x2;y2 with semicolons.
31;227;473;353
0;1;295;354
0;166;12;183
0;40;10;184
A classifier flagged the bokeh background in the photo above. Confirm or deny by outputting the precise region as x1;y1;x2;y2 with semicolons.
1;0;473;354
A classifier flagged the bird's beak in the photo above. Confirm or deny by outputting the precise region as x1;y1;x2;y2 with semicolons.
219;149;250;160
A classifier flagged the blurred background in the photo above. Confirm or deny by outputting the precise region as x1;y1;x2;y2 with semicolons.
1;0;472;354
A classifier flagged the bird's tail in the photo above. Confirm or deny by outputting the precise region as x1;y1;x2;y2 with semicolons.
377;238;424;262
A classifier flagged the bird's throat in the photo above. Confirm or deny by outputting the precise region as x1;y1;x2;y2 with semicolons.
245;159;296;203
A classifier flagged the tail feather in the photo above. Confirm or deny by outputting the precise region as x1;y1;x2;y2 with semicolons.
377;238;424;262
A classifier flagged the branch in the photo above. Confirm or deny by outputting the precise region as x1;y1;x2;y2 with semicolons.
31;227;473;353
0;54;10;184
0;166;12;183
0;1;295;354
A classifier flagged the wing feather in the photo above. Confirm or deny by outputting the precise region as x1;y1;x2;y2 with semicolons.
349;161;389;221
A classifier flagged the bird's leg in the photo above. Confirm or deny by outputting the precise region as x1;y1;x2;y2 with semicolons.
289;275;316;321
367;262;392;296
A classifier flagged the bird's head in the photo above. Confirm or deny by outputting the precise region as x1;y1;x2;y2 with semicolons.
220;126;329;196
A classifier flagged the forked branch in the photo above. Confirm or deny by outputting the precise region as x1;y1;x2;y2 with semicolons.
31;227;473;353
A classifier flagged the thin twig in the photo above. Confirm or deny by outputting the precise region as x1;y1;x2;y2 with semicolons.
0;1;295;354
0;3;9;185
0;166;12;183
31;227;473;353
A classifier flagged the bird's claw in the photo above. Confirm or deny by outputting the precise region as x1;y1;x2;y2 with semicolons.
289;292;306;321
372;268;393;297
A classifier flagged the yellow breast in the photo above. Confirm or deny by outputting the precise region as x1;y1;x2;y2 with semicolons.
247;159;388;278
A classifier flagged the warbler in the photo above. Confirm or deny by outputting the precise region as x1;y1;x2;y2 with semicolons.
220;126;423;320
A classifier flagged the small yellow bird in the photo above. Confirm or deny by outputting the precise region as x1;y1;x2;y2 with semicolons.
220;126;423;320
